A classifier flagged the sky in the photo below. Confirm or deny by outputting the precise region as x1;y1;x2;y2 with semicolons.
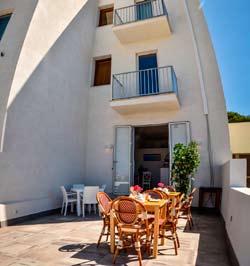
202;0;250;115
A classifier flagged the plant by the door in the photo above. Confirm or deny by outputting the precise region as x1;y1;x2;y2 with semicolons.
171;141;200;196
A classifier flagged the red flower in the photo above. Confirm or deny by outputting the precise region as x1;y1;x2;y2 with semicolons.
132;185;143;192
158;182;165;188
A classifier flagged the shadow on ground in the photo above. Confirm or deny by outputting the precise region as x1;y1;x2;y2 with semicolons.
59;242;154;265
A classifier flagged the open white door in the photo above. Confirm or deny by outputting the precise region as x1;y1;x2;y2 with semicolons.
113;126;134;195
169;122;191;182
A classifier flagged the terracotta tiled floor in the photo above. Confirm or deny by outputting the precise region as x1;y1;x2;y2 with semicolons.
0;212;231;265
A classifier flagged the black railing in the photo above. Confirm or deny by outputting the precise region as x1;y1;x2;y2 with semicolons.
112;66;178;100
114;0;167;26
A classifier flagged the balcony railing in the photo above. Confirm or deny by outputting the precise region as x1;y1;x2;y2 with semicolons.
114;0;167;26
112;66;178;100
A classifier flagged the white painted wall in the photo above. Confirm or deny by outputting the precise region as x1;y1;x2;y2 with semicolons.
229;122;250;154
0;0;231;222
85;0;231;207
135;148;168;179
0;0;98;222
221;159;250;266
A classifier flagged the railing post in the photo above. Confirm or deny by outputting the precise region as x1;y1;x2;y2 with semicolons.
112;66;177;100
113;0;168;25
112;74;114;100
161;0;167;15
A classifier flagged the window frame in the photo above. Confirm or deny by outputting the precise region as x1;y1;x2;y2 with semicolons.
98;6;114;27
93;57;112;87
0;13;12;41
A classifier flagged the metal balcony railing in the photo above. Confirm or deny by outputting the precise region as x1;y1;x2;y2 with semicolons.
114;0;167;26
112;66;178;100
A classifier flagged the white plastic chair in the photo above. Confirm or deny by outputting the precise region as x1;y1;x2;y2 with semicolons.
72;184;85;190
60;186;77;216
81;186;99;217
99;184;107;192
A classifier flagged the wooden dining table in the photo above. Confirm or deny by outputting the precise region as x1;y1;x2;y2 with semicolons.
110;198;167;258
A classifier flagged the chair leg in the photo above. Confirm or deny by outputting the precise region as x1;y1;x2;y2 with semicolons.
82;203;85;218
172;229;178;255
106;227;110;241
97;224;105;247
93;204;97;214
176;231;180;248
61;202;64;215
113;247;119;264
190;212;194;227
64;202;68;216
136;249;142;266
188;214;192;229
71;202;74;213
88;204;91;214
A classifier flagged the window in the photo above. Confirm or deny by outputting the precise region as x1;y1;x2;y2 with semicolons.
99;7;113;26
0;14;11;40
94;57;112;86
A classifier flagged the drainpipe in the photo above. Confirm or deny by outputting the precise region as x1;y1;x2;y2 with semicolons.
183;0;214;186
0;111;7;152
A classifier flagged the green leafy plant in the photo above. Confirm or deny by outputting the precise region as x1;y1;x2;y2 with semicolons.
228;111;250;123
171;141;200;196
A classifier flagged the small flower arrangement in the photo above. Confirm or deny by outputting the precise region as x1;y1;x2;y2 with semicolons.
157;182;165;188
157;182;170;193
131;185;143;193
130;185;143;198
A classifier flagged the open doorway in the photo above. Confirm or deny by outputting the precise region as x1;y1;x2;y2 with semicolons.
134;125;170;189
113;122;191;195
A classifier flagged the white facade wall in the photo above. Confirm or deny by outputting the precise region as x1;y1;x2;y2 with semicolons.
85;0;231;203
221;159;250;266
0;0;98;222
0;0;231;222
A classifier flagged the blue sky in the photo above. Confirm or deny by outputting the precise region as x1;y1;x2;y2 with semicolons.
203;0;250;115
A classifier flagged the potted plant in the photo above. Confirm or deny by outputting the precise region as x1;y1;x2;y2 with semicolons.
171;141;200;196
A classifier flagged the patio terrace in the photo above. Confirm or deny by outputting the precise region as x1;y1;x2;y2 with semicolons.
0;212;231;266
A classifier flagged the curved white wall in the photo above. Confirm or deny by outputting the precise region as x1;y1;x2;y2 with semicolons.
0;0;98;222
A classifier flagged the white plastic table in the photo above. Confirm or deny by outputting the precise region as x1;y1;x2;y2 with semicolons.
71;188;84;216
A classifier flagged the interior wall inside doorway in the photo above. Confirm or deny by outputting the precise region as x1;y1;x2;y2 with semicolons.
134;125;169;187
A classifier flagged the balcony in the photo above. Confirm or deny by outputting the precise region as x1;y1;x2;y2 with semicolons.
113;0;171;43
110;66;180;114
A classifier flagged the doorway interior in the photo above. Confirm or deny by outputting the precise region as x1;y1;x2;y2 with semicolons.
113;122;191;195
134;125;170;189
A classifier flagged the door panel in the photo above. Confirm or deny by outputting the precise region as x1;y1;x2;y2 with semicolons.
138;54;159;95
113;126;133;195
136;1;153;20
169;122;191;182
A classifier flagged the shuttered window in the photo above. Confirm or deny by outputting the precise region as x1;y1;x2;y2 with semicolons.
94;58;112;86
0;14;11;40
99;7;113;26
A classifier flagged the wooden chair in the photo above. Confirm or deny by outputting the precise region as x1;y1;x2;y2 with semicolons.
159;194;184;255
96;192;112;247
111;197;151;266
180;188;197;229
166;185;176;192
153;188;169;200
143;189;164;200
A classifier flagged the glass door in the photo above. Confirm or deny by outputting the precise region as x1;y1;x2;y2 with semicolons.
113;126;134;195
136;0;153;21
138;53;159;95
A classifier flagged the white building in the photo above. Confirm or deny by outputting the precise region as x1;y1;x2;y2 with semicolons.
0;0;231;224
